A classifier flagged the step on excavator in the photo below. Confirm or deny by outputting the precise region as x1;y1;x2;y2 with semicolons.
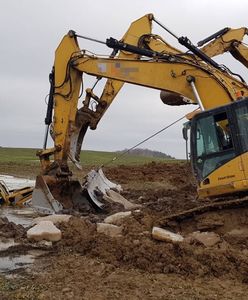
31;14;248;215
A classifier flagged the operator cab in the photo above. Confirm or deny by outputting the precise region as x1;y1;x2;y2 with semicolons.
190;97;248;183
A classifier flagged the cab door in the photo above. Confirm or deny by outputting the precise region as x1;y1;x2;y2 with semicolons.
233;100;248;183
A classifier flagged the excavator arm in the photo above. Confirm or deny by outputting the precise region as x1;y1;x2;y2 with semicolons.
198;27;248;68
33;14;248;214
50;31;247;168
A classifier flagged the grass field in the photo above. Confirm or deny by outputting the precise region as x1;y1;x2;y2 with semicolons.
0;147;178;166
0;147;182;178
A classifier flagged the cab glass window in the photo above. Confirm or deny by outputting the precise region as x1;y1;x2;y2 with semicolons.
195;112;235;178
235;105;248;151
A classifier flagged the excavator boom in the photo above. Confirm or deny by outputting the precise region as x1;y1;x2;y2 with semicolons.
198;27;248;68
32;14;248;214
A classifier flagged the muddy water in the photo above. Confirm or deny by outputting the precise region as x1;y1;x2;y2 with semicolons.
0;253;35;274
0;174;35;190
0;174;37;226
0;207;37;227
0;175;40;274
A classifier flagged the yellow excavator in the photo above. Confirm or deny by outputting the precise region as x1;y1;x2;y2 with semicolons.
198;26;248;68
31;14;248;214
0;180;33;206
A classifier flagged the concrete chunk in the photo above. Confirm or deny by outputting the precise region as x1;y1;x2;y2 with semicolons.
152;227;184;242
97;223;122;238
104;211;132;225
104;190;141;210
32;214;71;225
27;221;62;242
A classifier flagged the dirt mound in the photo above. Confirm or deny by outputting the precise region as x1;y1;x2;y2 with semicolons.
0;217;25;239
106;162;198;214
2;161;248;299
51;163;248;282
55;213;248;282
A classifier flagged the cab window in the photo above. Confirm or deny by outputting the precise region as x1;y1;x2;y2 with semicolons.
195;112;235;178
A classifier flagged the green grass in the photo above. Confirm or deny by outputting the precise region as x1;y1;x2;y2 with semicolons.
0;147;38;163
0;147;180;166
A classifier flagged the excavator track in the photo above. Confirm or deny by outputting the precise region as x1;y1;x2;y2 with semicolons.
159;195;248;226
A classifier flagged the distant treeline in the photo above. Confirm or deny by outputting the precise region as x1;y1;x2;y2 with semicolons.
116;148;175;159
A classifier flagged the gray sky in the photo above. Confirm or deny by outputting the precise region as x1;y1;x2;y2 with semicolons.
0;0;247;158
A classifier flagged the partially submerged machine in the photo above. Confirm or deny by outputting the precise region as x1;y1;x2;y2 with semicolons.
32;14;248;214
0;180;33;206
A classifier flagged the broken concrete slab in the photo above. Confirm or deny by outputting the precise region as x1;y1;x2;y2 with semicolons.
104;190;141;210
27;221;62;242
97;223;122;238
104;211;132;225
187;231;220;247
32;214;72;225
152;227;184;243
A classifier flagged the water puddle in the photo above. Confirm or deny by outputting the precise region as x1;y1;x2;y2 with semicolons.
0;254;34;273
0;175;48;276
0;207;37;227
0;250;46;274
0;239;19;251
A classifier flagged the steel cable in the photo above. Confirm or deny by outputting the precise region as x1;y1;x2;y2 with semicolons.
99;112;192;169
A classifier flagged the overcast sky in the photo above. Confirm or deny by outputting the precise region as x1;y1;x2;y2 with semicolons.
0;0;247;159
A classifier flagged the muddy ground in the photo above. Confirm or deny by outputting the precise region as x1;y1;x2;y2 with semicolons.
1;162;248;299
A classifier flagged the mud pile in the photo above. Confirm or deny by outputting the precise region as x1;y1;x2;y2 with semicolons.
2;162;248;299
56;212;248;282
105;162;198;214
0;217;25;239
50;162;248;282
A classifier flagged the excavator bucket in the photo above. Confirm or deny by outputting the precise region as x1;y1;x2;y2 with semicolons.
32;169;122;215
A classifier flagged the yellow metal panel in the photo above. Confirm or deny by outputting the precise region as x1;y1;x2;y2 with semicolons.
74;56;248;108
99;14;153;109
198;153;247;197
241;152;248;180
54;34;82;162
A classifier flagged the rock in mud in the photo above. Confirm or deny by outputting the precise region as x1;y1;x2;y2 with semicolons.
104;190;140;210
27;221;62;242
97;223;122;237
152;227;184;242
104;211;132;225
187;231;221;247
33;214;72;225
